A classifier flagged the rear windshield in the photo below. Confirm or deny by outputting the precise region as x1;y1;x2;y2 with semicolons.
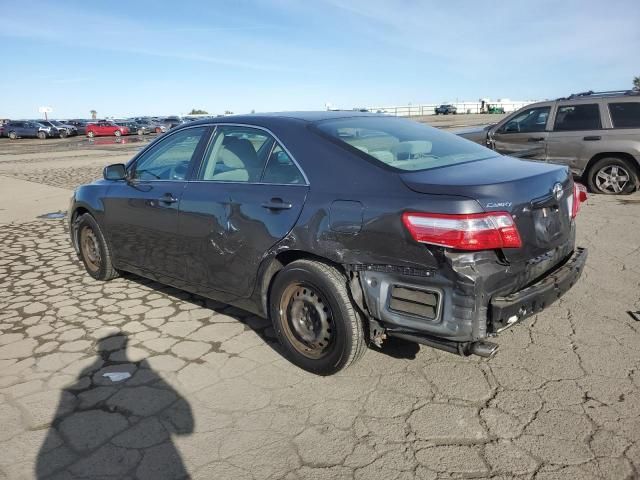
314;116;497;171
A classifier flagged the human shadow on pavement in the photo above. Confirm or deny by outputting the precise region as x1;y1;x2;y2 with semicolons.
35;333;194;480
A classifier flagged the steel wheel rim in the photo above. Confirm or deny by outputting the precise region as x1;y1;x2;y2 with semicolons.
80;226;101;272
595;165;630;193
279;283;334;359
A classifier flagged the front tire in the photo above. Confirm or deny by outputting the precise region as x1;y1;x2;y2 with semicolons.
587;157;638;195
114;130;122;137
87;131;95;138
270;260;367;375
8;131;17;139
37;131;46;140
74;213;119;281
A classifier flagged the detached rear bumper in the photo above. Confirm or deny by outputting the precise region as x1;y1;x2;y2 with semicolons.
489;247;587;332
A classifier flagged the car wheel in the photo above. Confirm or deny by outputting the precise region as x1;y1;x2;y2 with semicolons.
8;131;17;140
137;128;144;136
114;130;121;137
155;127;162;134
588;157;638;195
87;131;95;138
74;213;119;281
59;130;68;138
37;131;46;140
270;260;367;375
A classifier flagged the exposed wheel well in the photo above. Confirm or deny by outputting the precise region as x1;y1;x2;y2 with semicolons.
259;250;348;317
583;152;640;181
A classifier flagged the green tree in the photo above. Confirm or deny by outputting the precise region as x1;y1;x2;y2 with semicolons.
634;76;640;91
189;108;208;115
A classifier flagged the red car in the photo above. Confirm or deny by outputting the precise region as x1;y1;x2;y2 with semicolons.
86;121;130;138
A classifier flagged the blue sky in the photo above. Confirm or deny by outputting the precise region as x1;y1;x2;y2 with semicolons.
1;0;638;118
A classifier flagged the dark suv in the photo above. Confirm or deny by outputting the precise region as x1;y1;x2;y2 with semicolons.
483;90;640;194
2;121;52;139
435;104;457;115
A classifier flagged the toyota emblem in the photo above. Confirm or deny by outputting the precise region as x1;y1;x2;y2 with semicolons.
552;183;563;200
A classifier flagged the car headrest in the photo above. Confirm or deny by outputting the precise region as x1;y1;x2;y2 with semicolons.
391;141;432;160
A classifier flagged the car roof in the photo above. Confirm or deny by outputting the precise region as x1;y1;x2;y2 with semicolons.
185;110;383;128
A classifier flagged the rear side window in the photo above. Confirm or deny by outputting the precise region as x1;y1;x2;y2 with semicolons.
609;102;640;128
554;104;601;131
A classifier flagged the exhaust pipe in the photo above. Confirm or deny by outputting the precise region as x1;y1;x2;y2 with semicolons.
469;341;499;358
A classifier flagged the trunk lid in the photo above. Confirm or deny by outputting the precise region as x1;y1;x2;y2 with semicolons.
400;156;574;262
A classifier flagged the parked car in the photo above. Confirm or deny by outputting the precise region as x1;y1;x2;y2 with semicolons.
38;120;77;137
63;120;90;135
2;121;53;139
69;112;587;375
133;118;166;134
115;120;148;135
160;116;184;129
475;90;640;194
435;104;457;115
86;121;130;137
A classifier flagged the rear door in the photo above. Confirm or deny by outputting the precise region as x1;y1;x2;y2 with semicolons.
546;102;603;174
490;105;552;159
104;126;210;278
178;125;309;298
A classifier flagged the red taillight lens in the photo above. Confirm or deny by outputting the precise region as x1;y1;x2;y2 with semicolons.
571;182;587;218
402;211;522;250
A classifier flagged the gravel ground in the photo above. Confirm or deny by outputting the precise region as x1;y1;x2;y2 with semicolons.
0;138;639;479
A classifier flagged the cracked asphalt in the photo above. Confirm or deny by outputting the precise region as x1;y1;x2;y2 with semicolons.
0;137;639;479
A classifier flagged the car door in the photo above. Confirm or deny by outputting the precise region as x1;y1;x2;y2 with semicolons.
546;103;603;173
103;125;210;279
178;125;309;299
489;105;552;159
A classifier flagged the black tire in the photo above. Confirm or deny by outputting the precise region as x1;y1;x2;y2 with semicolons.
74;213;119;281
270;260;367;375
137;128;144;136
37;131;46;140
8;131;17;140
59;130;68;139
114;130;122;137
87;131;95;138
587;157;639;195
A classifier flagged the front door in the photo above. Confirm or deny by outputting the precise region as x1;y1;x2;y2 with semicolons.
179;125;309;298
490;105;551;160
104;126;209;279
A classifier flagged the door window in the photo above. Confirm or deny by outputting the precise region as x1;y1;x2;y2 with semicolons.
608;102;640;128
553;104;601;131
262;144;306;184
198;126;273;182
501;106;550;133
132;126;207;181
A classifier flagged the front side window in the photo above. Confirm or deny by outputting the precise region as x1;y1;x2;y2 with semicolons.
314;116;497;172
501;106;550;133
554;104;601;131
609;102;640;128
132;126;206;181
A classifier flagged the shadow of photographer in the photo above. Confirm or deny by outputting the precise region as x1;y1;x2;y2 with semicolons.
36;333;193;479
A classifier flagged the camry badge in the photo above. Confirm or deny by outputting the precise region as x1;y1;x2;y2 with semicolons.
552;183;563;200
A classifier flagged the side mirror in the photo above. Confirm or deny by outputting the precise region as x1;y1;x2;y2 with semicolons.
103;163;126;180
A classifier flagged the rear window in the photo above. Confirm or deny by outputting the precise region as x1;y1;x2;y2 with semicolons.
554;104;601;131
314;116;497;172
609;102;640;128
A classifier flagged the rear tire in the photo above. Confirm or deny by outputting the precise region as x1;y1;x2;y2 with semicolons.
87;131;95;138
114;130;122;137
587;157;638;195
270;260;367;375
8;131;17;140
74;213;119;281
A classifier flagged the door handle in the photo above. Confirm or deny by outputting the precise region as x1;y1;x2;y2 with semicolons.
261;198;292;210
527;137;545;142
583;136;601;141
158;193;178;204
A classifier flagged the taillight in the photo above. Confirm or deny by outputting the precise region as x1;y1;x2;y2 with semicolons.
402;211;522;251
571;182;588;218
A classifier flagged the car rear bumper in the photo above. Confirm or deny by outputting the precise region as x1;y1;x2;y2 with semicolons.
489;247;587;332
357;244;586;343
